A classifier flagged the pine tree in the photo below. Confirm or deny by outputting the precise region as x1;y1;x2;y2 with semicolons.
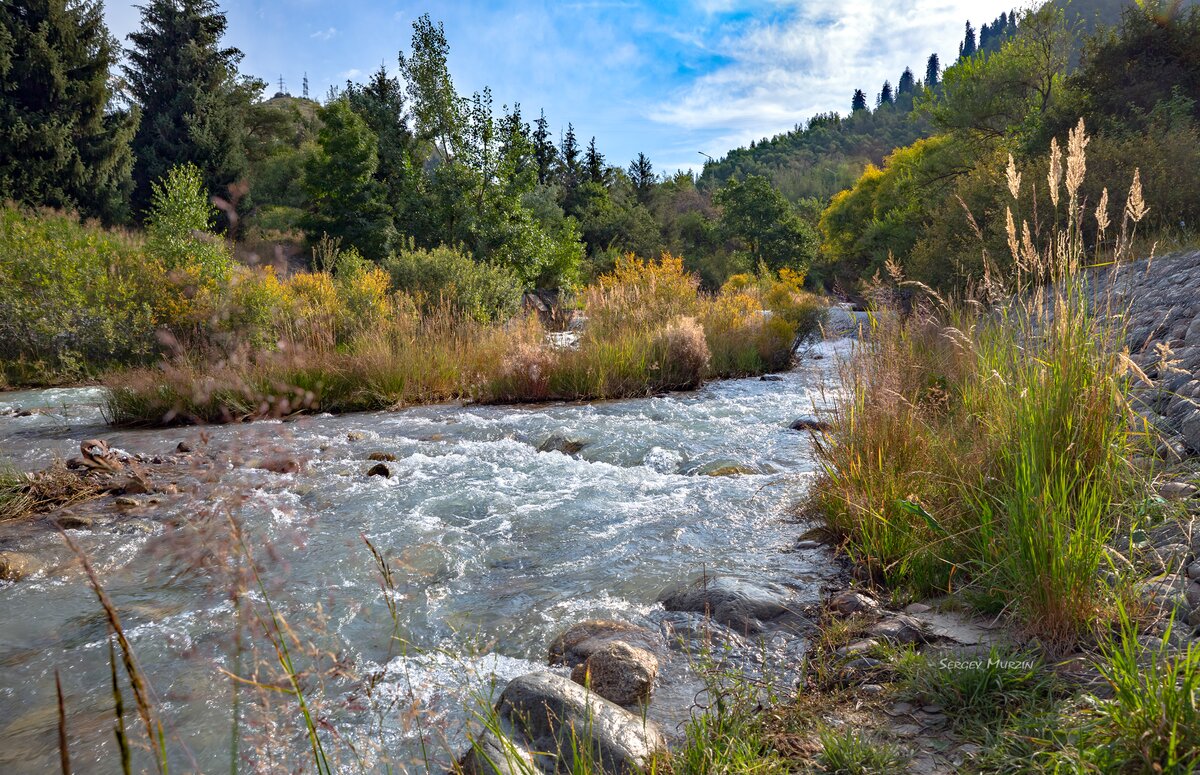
345;64;418;233
0;0;138;222
877;80;894;107
585;136;604;183
925;53;940;88
302;99;395;260
959;21;977;59
851;88;868;112
559;123;579;175
628;152;654;203
897;67;915;96
125;0;256;216
532;110;557;184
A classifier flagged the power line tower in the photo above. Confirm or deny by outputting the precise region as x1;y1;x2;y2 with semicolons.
277;74;286;95
302;72;309;100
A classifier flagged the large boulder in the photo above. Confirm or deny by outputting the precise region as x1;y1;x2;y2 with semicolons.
459;672;665;774
570;641;658;706
548;620;663;667
658;575;795;634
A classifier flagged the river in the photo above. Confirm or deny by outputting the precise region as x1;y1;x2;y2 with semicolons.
0;341;842;773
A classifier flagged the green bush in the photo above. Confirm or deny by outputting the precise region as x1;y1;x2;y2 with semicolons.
0;206;160;382
382;242;522;322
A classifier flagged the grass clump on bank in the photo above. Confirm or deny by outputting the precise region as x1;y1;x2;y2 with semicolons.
104;252;824;425
814;121;1150;646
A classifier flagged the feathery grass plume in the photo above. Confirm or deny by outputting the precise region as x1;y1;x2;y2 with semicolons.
1095;187;1110;244
1125;167;1148;224
1065;119;1089;210
1006;153;1022;200
1006;207;1021;268
1021;220;1039;280
1047;136;1063;210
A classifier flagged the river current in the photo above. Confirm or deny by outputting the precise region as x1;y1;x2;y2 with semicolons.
0;341;842;773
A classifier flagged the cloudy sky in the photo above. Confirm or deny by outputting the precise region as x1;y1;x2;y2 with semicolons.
102;1;1015;173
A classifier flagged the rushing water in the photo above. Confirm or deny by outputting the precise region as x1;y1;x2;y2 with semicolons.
0;342;843;773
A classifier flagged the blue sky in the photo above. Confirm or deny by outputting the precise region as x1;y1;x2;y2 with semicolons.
102;1;1015;173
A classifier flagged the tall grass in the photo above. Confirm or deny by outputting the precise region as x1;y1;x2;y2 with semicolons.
105;254;824;426
814;120;1149;645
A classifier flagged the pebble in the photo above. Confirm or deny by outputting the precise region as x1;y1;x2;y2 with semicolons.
795;539;823;550
904;602;933;614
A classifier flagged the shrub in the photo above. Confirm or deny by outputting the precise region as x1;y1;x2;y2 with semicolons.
382;242;522;323
0;206;160;381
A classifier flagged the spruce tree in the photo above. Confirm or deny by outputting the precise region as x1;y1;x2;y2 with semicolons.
560;123;579;174
125;0;255;217
897;67;915;96
302;99;395;260
925;53;940;88
628;152;654;203
585;136;604;183
959;21;977;59
877;80;894;107
851;88;868;112
532;109;557;184
0;0;137;222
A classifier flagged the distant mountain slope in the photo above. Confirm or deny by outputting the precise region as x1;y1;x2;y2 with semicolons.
699;0;1191;203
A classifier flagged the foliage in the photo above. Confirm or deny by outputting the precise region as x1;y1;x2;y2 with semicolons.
0;0;137;223
815;126;1144;644
124;0;259;216
146;163;231;287
714;174;817;273
382;242;522;322
302;99;396;260
0;206;161;381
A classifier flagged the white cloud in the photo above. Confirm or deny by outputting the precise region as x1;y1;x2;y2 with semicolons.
650;0;1013;150
310;27;338;41
340;68;362;80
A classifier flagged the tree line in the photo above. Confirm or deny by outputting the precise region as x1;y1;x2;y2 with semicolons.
0;0;820;291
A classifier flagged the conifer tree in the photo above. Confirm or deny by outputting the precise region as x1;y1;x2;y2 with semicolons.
585;136;604;183
532;109;557;184
959;21;977;59
125;0;256;216
560;124;580;172
877;80;894;107
925;53;941;88
628;152;654;203
851;88;868;111
898;67;916;96
302;99;395;260
0;0;137;222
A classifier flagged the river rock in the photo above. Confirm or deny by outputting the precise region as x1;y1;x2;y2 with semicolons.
548;620;662;667
367;451;397;462
788;416;830;432
570;641;658;706
658;575;794;634
459;672;665;775
367;463;391;478
55;514;94;530
866;614;931;645
0;551;42;581
1159;481;1199;501
537;434;587;456
1139;573;1190;613
828;589;879;615
255;455;304;474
